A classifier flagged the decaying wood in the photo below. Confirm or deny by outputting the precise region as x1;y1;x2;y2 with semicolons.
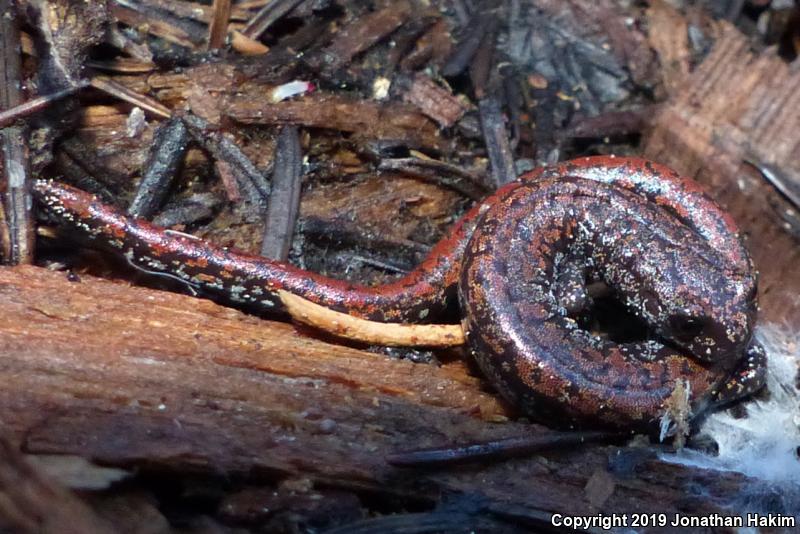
644;22;800;325
0;1;34;265
297;174;462;253
0;265;766;524
0;265;504;423
227;92;447;152
645;0;691;96
0;438;115;534
401;74;468;128
109;1;201;49
313;0;413;76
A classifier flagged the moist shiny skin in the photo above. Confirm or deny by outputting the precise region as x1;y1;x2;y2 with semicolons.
34;156;765;430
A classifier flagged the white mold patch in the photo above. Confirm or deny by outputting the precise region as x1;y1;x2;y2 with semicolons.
661;324;800;515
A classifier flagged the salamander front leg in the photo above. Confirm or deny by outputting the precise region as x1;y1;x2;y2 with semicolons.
710;342;768;409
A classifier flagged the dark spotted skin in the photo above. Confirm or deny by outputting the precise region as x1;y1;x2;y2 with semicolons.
33;156;765;431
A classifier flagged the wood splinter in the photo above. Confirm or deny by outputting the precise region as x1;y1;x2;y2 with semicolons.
277;290;465;347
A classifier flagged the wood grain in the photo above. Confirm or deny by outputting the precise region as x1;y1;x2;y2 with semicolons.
0;265;754;521
644;22;800;325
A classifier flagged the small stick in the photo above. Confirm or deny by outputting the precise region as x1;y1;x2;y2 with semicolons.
386;431;619;467
206;0;232;50
242;0;304;40
0;83;88;129
744;157;800;211
86;59;156;73
501;65;523;151
0;1;34;265
261;126;302;260
277;290;465;347
378;156;489;201
469;20;497;99
90;76;171;119
346;254;408;275
181;113;271;206
128;117;189;219
479;97;516;187
441;12;491;77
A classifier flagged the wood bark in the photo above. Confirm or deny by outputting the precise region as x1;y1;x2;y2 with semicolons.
0;265;752;527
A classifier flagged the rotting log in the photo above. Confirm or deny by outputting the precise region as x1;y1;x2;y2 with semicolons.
0;437;115;534
644;21;800;325
0;265;763;524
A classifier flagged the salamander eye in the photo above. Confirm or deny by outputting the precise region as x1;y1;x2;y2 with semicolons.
668;314;707;340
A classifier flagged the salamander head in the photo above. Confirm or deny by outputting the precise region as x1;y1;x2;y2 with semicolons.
660;301;754;364
634;250;758;365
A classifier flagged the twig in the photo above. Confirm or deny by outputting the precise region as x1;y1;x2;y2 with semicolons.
242;0;305;40
0;1;34;265
207;0;232;50
501;65;523;151
346;254;408;275
128;118;189;218
90;76;171;118
441;11;491;77
0;83;88;129
478;97;516;187
378;156;488;200
469;18;497;98
181;113;271;206
386;432;618;467
744;157;800;211
261;126;302;260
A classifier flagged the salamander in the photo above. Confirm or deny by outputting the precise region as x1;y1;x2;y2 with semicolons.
33;156;766;431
